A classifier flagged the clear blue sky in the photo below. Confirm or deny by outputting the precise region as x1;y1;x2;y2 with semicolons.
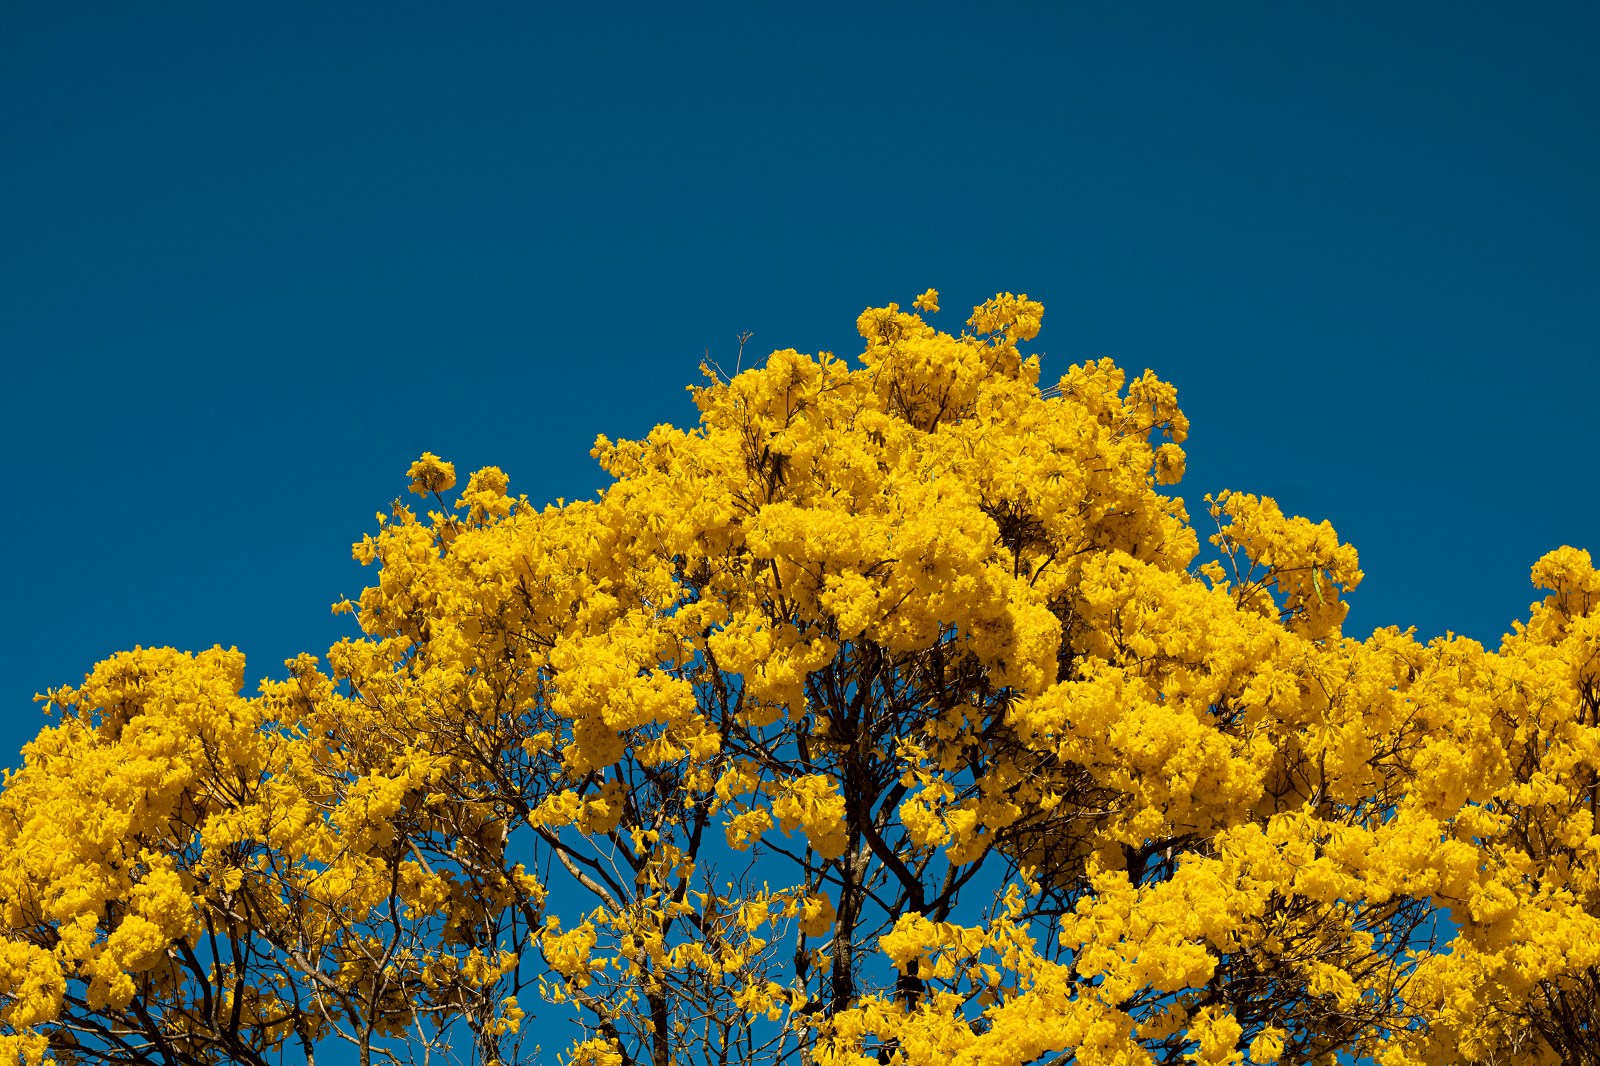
2;1;1596;769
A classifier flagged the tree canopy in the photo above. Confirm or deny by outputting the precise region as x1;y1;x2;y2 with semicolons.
3;290;1597;1066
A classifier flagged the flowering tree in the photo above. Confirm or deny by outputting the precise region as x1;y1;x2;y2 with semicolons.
2;290;1597;1066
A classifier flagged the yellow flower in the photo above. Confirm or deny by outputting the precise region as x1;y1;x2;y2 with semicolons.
407;451;456;495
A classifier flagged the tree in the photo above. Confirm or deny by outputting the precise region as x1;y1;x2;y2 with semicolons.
2;289;1596;1066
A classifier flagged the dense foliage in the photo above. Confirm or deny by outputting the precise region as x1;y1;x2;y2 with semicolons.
3;291;1597;1066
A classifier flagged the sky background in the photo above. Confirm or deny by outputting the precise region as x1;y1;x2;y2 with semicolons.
3;2;1596;763
2;5;1597;1064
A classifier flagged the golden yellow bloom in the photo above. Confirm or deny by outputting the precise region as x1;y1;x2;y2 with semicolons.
4;290;1595;1066
407;450;457;495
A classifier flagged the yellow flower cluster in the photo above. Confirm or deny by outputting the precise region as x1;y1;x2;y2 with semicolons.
0;643;533;1064
3;289;1595;1066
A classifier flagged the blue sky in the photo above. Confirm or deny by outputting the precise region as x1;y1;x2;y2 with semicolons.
2;0;1595;771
